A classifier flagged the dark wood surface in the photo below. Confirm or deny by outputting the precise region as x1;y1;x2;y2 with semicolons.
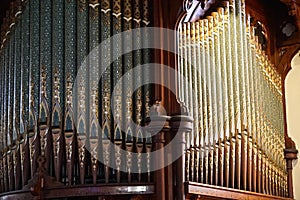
0;0;10;27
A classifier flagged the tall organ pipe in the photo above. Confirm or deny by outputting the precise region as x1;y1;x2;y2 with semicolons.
177;0;287;196
0;0;153;189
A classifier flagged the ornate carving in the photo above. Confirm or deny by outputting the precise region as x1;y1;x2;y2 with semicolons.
23;156;63;198
281;0;300;31
183;0;216;22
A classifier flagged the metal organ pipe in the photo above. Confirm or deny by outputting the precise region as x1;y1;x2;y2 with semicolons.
0;0;153;189
177;0;287;197
0;0;290;198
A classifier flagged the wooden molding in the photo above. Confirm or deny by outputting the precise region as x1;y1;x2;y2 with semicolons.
186;182;293;200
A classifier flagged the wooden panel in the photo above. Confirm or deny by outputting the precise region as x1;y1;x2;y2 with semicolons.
186;182;292;200
0;183;155;199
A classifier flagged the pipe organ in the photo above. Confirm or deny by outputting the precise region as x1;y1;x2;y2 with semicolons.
0;0;298;199
0;0;155;196
177;0;288;197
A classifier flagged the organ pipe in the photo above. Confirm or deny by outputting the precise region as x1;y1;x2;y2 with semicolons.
177;0;287;197
0;0;291;198
0;0;152;189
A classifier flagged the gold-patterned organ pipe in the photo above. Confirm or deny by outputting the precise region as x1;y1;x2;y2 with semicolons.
0;0;155;191
177;0;287;196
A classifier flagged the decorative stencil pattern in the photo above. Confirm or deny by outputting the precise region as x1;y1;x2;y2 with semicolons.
20;3;30;133
40;0;52;112
0;0;154;187
29;0;40;119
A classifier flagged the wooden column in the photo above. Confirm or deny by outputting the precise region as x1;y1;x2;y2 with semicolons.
284;148;298;199
170;108;193;200
147;101;170;200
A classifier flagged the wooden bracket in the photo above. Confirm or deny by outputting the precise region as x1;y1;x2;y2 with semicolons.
22;156;63;199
